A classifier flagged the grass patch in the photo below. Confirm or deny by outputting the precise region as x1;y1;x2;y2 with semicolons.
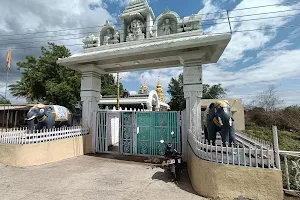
246;125;300;191
245;125;300;151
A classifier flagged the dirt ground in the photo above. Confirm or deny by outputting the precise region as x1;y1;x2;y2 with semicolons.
0;155;207;200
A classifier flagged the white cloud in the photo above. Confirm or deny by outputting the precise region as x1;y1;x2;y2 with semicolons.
104;0;130;7
198;0;221;20
197;0;300;106
203;0;300;66
0;0;113;104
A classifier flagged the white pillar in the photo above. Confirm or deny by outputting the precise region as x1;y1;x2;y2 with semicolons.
80;69;101;128
120;18;125;42
182;59;203;138
146;13;153;38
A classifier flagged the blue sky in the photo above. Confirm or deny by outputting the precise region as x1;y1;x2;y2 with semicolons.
0;0;300;106
103;0;300;106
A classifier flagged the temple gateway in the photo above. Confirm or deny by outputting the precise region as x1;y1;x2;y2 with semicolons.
57;0;231;143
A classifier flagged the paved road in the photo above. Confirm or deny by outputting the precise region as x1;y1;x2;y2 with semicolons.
0;155;206;200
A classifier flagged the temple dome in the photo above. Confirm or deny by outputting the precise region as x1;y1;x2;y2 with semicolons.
138;84;149;94
129;0;146;6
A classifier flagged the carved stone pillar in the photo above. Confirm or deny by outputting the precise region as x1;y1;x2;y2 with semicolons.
80;66;101;128
182;59;203;138
146;13;153;38
120;18;125;42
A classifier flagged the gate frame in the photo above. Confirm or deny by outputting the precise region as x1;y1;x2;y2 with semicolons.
93;110;183;158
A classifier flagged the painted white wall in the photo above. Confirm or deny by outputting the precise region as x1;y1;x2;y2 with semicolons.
111;116;119;145
107;112;120;146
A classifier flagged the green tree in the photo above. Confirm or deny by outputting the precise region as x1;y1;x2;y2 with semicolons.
0;98;11;104
9;43;124;111
101;74;124;96
167;73;227;111
167;73;185;111
202;83;226;99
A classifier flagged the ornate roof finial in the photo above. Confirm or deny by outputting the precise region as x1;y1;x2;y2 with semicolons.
158;74;160;83
164;6;170;13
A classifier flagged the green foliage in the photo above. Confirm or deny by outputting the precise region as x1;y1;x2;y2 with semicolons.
167;73;185;111
202;83;226;99
0;99;11;104
245;125;300;151
167;73;227;111
101;74;124;96
9;43;124;111
246;105;300;132
9;43;79;111
245;125;300;190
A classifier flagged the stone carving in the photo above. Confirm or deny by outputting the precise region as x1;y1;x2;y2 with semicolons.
203;100;236;146
103;29;113;45
162;18;173;35
129;0;144;6
100;20;120;45
126;19;145;41
183;14;202;32
154;7;181;37
82;34;100;49
113;32;120;43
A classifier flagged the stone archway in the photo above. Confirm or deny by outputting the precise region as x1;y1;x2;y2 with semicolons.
147;90;159;111
57;0;231;151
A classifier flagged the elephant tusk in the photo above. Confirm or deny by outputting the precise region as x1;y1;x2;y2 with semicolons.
229;118;232;126
218;117;223;126
26;116;36;121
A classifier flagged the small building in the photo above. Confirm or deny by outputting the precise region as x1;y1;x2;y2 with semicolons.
200;98;245;131
98;81;170;111
0;104;82;128
0;105;31;128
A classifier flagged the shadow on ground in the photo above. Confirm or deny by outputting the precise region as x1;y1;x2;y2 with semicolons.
87;153;197;195
86;153;164;166
151;164;197;195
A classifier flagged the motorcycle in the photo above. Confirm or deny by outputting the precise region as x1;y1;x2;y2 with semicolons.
160;131;182;181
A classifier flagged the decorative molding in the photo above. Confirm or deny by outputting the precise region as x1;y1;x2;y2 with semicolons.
179;51;205;65
183;65;202;85
81;71;102;79
82;34;100;49
183;91;203;99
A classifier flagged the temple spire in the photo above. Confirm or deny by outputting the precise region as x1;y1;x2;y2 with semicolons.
156;75;166;103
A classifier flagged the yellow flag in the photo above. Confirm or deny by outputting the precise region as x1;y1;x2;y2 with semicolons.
6;48;11;69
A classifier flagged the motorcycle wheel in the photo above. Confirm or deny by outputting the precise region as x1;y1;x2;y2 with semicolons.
172;170;177;181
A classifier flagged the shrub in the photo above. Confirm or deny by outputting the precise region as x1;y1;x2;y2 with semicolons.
245;106;300;132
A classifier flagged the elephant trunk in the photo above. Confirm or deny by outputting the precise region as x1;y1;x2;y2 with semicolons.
216;109;232;125
26;112;37;131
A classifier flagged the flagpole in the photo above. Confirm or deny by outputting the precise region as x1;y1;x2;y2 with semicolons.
2;69;8;130
4;67;9;100
2;48;11;130
4;67;9;130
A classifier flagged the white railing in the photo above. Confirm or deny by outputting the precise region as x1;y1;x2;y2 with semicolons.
0;126;89;145
188;130;276;169
200;132;273;150
236;131;273;150
279;150;300;196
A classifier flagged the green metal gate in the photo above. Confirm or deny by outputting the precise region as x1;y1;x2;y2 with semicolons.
120;111;181;156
